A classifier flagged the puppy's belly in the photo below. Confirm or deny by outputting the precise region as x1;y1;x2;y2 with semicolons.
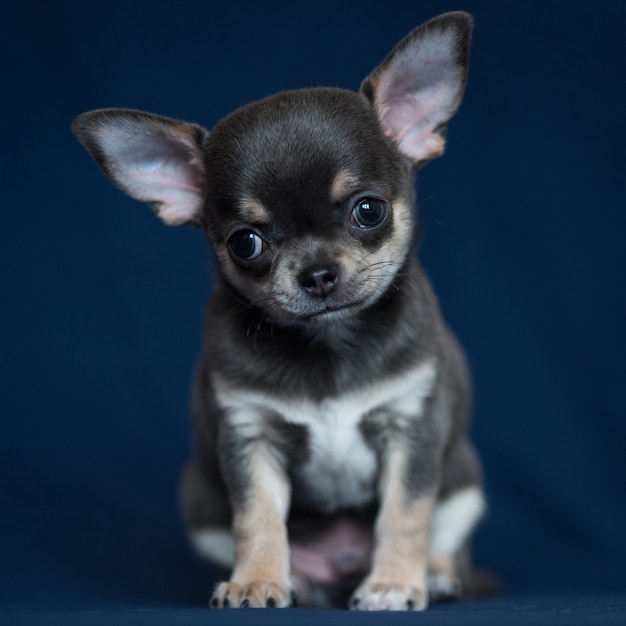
290;517;373;587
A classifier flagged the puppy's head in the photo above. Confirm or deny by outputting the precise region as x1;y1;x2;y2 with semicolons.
72;12;472;325
201;87;416;324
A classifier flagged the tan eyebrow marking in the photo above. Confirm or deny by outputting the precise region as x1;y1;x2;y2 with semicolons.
330;170;359;204
239;197;271;224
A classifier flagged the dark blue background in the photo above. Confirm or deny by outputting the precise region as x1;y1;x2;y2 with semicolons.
2;0;625;620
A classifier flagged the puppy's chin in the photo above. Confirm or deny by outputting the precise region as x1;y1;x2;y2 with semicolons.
267;291;387;327
291;301;366;325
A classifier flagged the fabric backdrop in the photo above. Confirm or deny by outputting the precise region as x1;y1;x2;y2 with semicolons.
1;0;625;613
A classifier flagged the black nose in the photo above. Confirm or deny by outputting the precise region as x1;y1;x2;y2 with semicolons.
299;264;339;298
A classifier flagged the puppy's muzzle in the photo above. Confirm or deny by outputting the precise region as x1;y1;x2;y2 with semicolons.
299;263;340;298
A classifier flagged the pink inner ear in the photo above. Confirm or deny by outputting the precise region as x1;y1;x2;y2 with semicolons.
378;86;451;162
97;120;206;225
371;27;464;163
123;149;205;226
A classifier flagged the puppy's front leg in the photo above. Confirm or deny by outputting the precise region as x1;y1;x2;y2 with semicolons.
211;439;293;609
351;441;435;611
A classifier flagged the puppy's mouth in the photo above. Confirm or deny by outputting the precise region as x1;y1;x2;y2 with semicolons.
292;300;367;324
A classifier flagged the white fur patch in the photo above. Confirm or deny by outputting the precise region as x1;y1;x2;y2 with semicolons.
191;528;236;568
430;486;485;556
287;393;378;512
215;360;437;513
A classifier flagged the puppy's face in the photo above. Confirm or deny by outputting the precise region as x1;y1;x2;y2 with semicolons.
201;89;414;325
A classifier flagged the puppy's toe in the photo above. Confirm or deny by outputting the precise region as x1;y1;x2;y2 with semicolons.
211;580;294;609
427;570;462;603
350;581;427;611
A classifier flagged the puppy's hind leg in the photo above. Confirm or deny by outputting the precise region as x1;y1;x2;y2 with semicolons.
425;429;485;603
428;485;485;602
180;459;235;570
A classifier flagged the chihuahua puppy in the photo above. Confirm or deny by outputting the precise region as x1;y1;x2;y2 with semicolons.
72;11;484;611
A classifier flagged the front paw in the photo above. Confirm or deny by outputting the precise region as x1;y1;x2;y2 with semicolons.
210;581;295;609
349;580;427;611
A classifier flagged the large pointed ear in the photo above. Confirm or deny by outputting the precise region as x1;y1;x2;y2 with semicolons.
361;12;473;166
71;109;208;226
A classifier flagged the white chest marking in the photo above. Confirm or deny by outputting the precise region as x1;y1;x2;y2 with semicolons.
215;359;437;513
287;391;379;512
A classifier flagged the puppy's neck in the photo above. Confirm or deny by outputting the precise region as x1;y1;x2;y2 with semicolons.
207;258;436;399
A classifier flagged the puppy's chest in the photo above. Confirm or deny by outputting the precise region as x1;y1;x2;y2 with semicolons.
287;396;379;513
216;360;437;514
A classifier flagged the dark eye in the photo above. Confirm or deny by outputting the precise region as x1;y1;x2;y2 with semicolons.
351;198;388;229
228;230;266;260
